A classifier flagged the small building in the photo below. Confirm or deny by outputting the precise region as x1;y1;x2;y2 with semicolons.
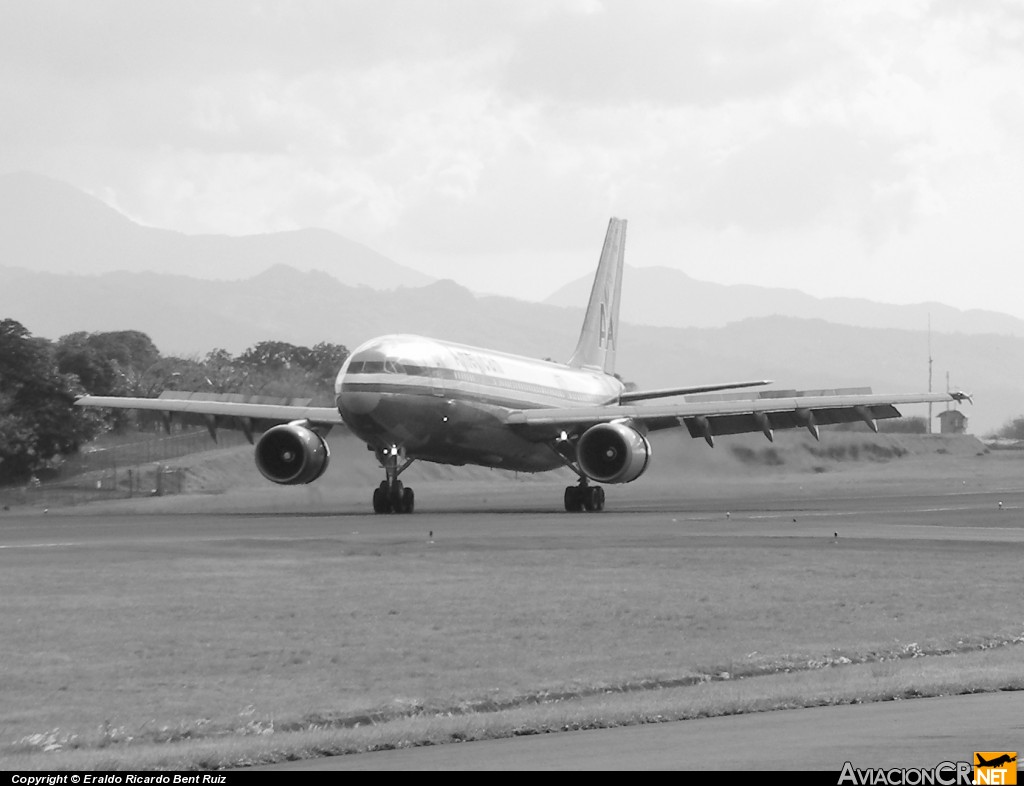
937;408;968;435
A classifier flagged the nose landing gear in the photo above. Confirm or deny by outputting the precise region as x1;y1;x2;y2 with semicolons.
372;444;415;514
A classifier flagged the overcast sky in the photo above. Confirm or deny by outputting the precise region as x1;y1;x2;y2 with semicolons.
2;0;1023;318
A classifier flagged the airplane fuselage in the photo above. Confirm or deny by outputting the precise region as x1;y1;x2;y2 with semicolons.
336;334;623;472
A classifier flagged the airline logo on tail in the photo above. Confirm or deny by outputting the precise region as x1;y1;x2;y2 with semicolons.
568;217;625;373
599;301;613;348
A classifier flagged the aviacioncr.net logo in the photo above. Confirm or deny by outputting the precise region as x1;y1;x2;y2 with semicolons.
838;761;973;785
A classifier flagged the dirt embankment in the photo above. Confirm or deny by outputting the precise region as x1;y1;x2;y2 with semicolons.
172;430;992;495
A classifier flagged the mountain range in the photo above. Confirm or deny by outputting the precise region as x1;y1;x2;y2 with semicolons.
546;265;1024;337
0;171;433;288
0;171;1019;434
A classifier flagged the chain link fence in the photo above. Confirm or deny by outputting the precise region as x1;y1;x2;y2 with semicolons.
0;428;248;510
0;465;188;509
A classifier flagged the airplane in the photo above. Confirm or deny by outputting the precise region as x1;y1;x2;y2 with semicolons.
75;218;970;514
976;754;1016;768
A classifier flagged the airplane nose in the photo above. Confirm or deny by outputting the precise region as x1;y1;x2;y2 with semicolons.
338;390;380;415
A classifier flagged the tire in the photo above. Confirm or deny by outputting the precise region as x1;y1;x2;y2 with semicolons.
389;481;405;513
564;486;583;512
402;487;415;514
584;486;605;512
372;485;389;514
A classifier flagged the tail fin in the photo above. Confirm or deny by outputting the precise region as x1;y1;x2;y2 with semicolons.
568;217;627;374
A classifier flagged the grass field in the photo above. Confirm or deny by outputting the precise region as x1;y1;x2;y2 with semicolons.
1;431;1022;770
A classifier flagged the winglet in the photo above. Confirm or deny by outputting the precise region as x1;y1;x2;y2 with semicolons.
568;218;626;374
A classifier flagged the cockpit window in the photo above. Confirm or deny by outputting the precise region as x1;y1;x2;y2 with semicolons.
347;359;406;374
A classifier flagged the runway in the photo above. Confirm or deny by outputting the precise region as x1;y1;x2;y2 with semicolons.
6;485;1024;556
2;472;1023;771
4;478;1024;550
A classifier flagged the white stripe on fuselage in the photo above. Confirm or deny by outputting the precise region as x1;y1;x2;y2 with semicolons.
336;334;622;411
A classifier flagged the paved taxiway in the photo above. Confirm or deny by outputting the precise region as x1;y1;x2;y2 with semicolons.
3;477;1023;770
256;691;1023;771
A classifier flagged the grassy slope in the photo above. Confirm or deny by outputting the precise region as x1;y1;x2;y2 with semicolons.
2;431;1021;770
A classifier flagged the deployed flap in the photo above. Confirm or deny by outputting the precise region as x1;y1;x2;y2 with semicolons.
568;218;627;374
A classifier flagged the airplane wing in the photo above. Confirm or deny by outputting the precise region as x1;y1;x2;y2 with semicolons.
619;379;771;403
76;395;343;424
75;395;343;442
506;389;970;446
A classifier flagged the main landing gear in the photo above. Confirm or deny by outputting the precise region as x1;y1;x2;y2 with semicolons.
372;444;415;514
550;432;606;513
563;479;605;512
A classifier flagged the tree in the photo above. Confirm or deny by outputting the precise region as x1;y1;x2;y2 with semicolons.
0;319;100;482
55;332;118;395
56;330;161;397
307;342;349;393
994;416;1024;441
233;340;349;402
237;341;311;372
88;330;160;371
55;330;163;432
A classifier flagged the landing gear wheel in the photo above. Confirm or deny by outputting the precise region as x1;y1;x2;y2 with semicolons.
565;484;604;512
402;487;415;514
389;480;405;513
373;483;390;514
584;486;605;512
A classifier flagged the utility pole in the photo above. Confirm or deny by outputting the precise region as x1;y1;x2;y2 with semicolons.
927;314;933;434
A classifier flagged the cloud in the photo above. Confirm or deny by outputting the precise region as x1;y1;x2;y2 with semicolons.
501;0;831;108
687;124;918;242
1;0;1023;312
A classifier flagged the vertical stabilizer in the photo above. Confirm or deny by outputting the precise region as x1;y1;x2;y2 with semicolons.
568;217;627;374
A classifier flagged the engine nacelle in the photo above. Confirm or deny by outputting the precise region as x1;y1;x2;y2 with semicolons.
577;421;652;484
255;423;330;485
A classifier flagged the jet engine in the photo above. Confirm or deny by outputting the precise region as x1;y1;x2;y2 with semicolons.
255;423;330;485
576;421;652;484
